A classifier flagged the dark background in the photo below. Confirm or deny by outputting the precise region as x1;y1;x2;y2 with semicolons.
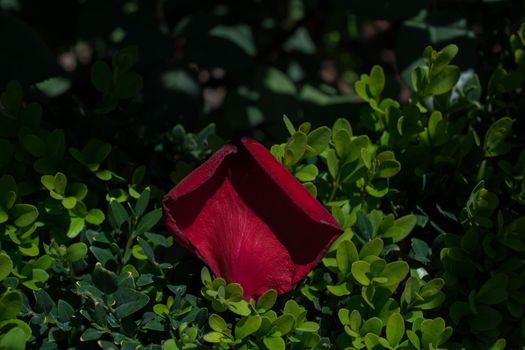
1;0;523;144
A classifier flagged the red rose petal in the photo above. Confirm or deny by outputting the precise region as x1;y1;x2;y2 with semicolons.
163;138;341;299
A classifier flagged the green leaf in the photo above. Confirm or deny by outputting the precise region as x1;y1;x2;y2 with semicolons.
296;321;319;333
91;61;113;94
0;253;13;282
137;237;155;261
361;147;373;169
348;135;371;163
370;259;386;276
1;192;15;212
349;309;362;332
132;244;147;260
92;263;118;294
420;279;445;298
384;215;417;243
326;283;351;296
295;164;318;182
356;210;373;240
201;267;212;285
209;314;227;332
425;111;446;142
333;118;353;136
421;318;452;348
66;242;88;262
369;65;385;97
375;152;401;178
283;115;296;135
283;299;305;318
284;132;307;167
109;199;129;229
351;261;371;286
82;139;112;165
359;238;384;258
114;287;150;318
363;317;383;335
383;261;409;284
131;166;146;185
153;303;169;316
136;208;162;234
300;333;321;348
476;273;508;305
69;183;88;200
66;217;84;238
256;289;277;311
22;269;49;290
53;172;67;195
61;196;77;209
11;204;38;227
402;277;420;305
263;71;296;110
336;240;359;276
236;315;262;339
0;291;22;321
0;326;26;350
211;24;256;56
303;182;317;198
386;313;404;346
484;117;513;157
57;300;75;323
263;335;285;350
97;170;113;182
298;122;311;134
228;300;251;316
272;314;295;335
134;187;150;217
431;44;459;75
426;66;460;95
338;308;351;325
489;339;506;350
0;321;30;343
89;247;113;266
333;129;352;160
326;149;339;179
306;126;331;155
85;208;105;225
203;332;223;343
0;208;7;225
271;145;284;162
355;79;369;101
21;134;45;157
407;330;420;349
226;283;243;299
80;328;103;341
40;175;54;191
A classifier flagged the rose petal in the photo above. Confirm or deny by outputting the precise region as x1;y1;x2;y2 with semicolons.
163;138;341;299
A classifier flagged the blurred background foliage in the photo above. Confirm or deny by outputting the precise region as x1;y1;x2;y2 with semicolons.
1;0;523;147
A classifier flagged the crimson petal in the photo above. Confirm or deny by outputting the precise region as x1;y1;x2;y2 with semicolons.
163;137;341;299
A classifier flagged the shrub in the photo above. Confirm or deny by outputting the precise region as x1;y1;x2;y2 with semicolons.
0;19;524;350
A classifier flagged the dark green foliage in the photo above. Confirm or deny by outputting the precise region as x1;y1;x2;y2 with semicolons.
91;46;143;113
265;32;525;348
